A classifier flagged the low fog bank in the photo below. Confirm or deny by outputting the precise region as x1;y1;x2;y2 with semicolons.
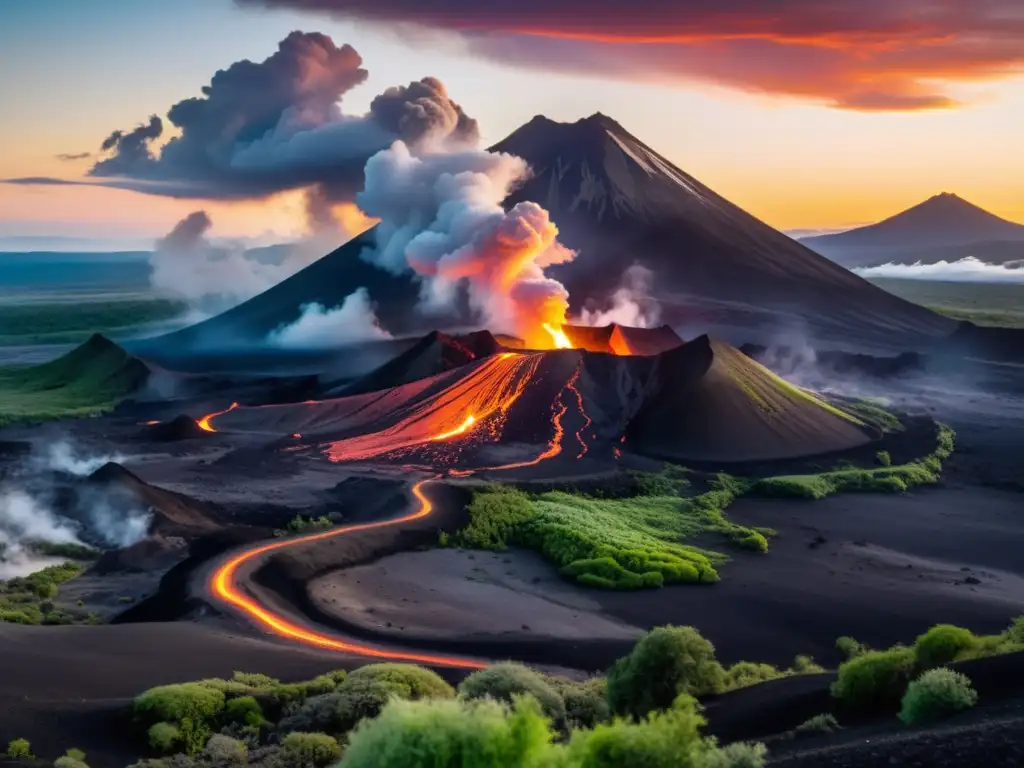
855;257;1024;283
0;440;151;579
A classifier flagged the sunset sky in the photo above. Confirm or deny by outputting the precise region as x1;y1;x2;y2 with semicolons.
2;0;1022;245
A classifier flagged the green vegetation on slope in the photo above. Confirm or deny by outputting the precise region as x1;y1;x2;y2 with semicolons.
0;298;186;346
456;473;769;589
0;561;93;625
752;423;955;499
0;334;150;425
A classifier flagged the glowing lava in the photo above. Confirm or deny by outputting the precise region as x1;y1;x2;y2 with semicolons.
566;365;592;459
431;415;476;441
208;478;484;669
543;323;573;349
197;402;239;433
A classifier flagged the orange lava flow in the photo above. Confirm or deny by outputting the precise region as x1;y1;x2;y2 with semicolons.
431;414;476;441
197;402;239;433
543;323;573;349
208;478;484;669
566;365;592;459
325;354;540;464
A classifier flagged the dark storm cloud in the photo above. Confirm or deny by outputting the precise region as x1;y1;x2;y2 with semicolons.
235;0;1024;111
3;32;480;201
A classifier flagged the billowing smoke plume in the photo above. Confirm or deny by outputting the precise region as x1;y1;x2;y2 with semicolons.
579;264;661;327
268;289;392;348
855;257;1024;283
357;141;576;346
80;33;477;206
1;441;151;578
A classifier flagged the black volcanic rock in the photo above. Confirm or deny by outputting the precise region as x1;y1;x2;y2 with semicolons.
145;414;209;442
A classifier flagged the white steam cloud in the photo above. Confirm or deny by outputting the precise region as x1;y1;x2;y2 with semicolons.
579;264;661;328
1;441;152;579
855;257;1024;283
356;140;576;347
268;289;392;349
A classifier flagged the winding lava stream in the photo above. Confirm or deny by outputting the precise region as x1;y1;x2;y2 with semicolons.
210;478;485;670
205;355;590;668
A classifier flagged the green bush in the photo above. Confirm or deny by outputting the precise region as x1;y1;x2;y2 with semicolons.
876;450;892;467
202;735;248;767
459;662;567;731
607;626;725;718
548;677;610;730
147;723;181;754
830;646;916;712
64;749;87;762
134;682;226;726
836;636;869;660
899;668;978;725
723;662;784;691
280;733;342;768
340;693;767;768
790;655;825;674
225;695;263;726
1006;616;1024;644
333;663;455;732
54;758;88;768
458;487;536;550
914;624;977;669
793;713;840;736
6;739;33;759
339;695;553;768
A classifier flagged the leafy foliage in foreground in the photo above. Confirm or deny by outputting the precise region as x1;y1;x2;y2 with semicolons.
339;694;767;768
899;669;978;725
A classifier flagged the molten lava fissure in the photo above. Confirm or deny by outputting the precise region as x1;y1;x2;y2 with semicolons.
208;478;484;669
543;323;573;349
566;365;591;459
197;402;239;433
431;414;476;441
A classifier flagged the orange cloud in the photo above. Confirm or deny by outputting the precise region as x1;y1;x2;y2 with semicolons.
237;0;1024;110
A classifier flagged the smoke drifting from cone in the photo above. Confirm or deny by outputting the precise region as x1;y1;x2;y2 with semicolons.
357;141;576;347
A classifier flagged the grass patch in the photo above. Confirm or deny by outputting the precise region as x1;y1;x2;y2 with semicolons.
0;334;150;425
460;474;768;589
752;423;954;499
0;298;186;346
0;561;89;625
274;515;334;537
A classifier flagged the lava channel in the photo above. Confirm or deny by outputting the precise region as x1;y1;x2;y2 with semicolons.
197;402;239;433
208;478;484;669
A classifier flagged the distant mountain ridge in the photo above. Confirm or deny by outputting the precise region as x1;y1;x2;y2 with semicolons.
147;112;955;359
802;193;1024;267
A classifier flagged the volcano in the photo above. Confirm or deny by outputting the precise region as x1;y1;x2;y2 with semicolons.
802;193;1024;268
205;330;873;465
147;113;953;359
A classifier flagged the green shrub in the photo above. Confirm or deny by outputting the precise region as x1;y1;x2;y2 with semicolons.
547;677;610;730
790;655;825;675
64;749;87;762
458;487;536;550
876;450;892;467
459;662;567;731
6;739;33;759
134;682;226;726
340;693;767;768
280;732;342;768
734;532;768;553
339;695;553;768
147;723;181;754
225;695;263;726
836;636;868;660
333;663;455;732
54;758;88;768
202;734;248;767
830;646;916;711
724;662;784;690
793;713;840;737
914;624;977;669
565;695;767;768
607;626;725;718
899;669;978;725
1006;616;1024;644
